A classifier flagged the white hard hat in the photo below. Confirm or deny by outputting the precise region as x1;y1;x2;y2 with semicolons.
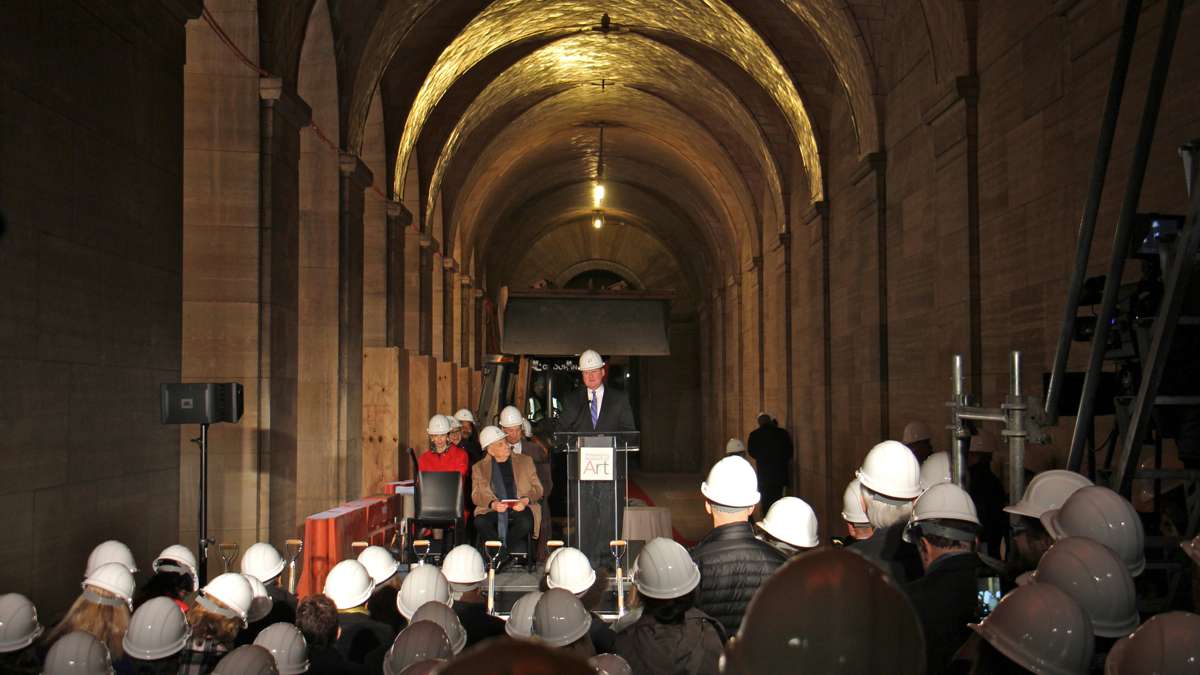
856;440;921;500
427;415;451;436
446;415;462;431
85;540;137;577
757;497;820;549
323;560;374;611
212;644;279;675
1103;611;1200;675
478;425;505;449
589;653;633;675
918;451;952;492
578;349;605;372
545;547;596;596
531;589;591;648
1004;470;1093;520
254;622;309;675
411;601;467;654
1031;537;1137;638
632;537;701;599
903;483;980;544
841;478;869;524
383;621;453;675
440;545;487;586
902;421;932;445
499;406;524;429
700;455;760;508
522;419;532;438
153;544;199;591
504;591;543;639
0;593;42;653
200;573;254;625
122;596;189;661
396;565;451;620
358;546;400;588
43;631;113;675
243;574;274;623
970;583;1093;675
453;409;476;424
82;562;136;609
242;542;287;583
1041;486;1145;577
724;438;746;455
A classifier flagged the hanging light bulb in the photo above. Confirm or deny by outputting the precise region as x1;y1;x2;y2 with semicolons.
592;181;606;208
592;209;605;229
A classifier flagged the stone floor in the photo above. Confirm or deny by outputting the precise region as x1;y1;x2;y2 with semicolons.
629;471;710;543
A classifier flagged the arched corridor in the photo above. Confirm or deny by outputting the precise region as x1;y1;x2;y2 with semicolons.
4;0;1200;643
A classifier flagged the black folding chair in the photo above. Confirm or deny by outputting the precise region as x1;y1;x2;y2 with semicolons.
406;449;465;563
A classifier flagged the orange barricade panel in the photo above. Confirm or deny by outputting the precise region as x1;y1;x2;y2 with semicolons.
295;495;401;598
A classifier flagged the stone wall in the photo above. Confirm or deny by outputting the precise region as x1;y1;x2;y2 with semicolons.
0;0;197;613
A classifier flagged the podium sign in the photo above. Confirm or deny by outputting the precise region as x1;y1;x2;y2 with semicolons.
580;444;614;481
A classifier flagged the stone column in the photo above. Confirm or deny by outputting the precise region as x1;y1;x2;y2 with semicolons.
338;153;373;501
260;77;311;544
385;201;412;349
850;152;890;438
419;235;434;356
443;257;457;362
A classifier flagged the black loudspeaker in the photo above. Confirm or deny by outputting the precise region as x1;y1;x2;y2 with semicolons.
161;383;244;425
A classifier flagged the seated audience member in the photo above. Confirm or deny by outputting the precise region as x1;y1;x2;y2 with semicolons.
615;538;724;675
471;425;544;560
690;455;786;637
180;573;254;674
324;560;394;665
119;596;190;674
44;562;135;663
849;441;924;584
440;545;506;647
0;593;43;673
295;594;363;675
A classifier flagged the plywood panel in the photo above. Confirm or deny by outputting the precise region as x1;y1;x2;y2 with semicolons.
362;348;400;496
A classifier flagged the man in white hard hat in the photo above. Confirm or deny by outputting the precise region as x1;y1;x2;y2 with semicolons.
747;412;793;511
849;440;925;583
471;425;544;562
689;455;786;638
558;349;636;434
902;421;935;463
500;405;554;556
902;483;988;675
454;409;483;466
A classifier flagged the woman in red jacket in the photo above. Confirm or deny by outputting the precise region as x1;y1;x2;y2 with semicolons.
418;414;470;478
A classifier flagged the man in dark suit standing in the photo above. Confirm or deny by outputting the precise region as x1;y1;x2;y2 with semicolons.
558;349;637;434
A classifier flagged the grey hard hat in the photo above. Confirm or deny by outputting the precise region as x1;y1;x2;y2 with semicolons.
42;631;113;675
531;588;591;648
504;591;543;639
253;622;309;674
382;621;454;675
410;601;467;654
122;597;190;661
0;593;42;653
212;645;280;674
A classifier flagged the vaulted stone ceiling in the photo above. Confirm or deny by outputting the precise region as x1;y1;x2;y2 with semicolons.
300;0;895;301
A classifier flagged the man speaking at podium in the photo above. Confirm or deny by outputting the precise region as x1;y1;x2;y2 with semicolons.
559;349;637;433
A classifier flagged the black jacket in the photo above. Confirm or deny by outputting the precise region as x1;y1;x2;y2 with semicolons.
558;385;637;434
453;599;507;647
849;522;924;584
335;611;395;665
589;612;616;653
614;607;725;675
905;553;987;675
689;522;787;637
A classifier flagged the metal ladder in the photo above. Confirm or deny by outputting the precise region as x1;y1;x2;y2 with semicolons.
1041;0;1200;611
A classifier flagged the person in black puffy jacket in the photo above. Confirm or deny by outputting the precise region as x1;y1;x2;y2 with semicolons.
689;456;787;638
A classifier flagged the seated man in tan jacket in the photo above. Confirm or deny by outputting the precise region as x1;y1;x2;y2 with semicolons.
471;425;544;561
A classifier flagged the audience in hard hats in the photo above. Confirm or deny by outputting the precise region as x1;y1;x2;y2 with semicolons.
690;455;787;637
1002;469;1093;579
253;622;309;675
44;561;135;662
531;589;596;661
181;572;254;674
471;425;544;561
358;546;405;634
614;538;724;675
136;544;199;612
440;545;506;648
838;478;875;544
543;547;615;653
755;496;820;557
902;421;935;462
0;593;42;673
242;542;300;618
118;596;190;673
849;441;925;583
295;593;362;674
746;413;793;511
324;560;395;665
901;483;990;675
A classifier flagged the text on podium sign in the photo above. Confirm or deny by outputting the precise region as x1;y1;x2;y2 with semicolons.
579;444;614;481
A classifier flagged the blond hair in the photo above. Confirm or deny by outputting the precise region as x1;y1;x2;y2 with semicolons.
44;585;130;659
